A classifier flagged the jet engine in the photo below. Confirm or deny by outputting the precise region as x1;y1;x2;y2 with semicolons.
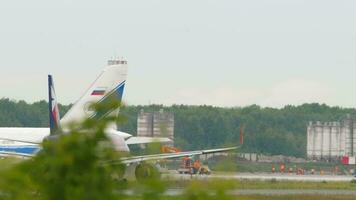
134;163;161;181
123;162;160;181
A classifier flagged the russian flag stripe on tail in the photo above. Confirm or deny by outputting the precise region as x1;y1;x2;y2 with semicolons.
91;90;106;96
91;81;125;119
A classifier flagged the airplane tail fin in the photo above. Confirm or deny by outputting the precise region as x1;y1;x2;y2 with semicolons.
60;59;128;129
48;75;61;135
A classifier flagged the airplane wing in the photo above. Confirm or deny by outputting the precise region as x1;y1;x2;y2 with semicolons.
0;128;49;144
0;128;172;145
115;146;238;164
125;137;172;145
0;145;238;164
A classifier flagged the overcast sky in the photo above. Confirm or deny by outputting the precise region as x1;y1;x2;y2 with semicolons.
0;0;356;108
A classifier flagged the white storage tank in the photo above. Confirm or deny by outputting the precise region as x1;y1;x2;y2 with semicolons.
307;116;356;160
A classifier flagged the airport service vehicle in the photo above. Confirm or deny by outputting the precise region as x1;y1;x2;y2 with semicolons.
178;157;211;175
0;59;237;180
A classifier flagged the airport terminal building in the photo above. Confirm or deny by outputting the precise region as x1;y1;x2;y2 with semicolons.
307;115;356;160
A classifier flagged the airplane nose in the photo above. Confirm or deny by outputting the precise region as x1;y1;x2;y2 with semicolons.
106;133;130;152
118;131;132;140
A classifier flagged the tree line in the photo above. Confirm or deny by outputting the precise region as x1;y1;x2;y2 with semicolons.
1;98;356;158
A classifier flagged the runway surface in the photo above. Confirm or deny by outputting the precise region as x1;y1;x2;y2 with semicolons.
124;189;356;196
121;172;356;196
162;172;356;182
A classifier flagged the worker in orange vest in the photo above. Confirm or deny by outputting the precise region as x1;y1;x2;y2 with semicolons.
193;160;202;174
280;164;285;173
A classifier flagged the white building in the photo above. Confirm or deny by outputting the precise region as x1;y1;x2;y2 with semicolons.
307;116;356;160
137;109;174;140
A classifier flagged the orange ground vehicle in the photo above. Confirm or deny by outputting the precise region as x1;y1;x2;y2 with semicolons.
161;146;211;175
179;156;194;174
161;146;181;153
178;157;211;175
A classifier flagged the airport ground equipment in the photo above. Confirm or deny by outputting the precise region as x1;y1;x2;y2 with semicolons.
161;146;181;153
177;156;211;175
178;156;193;174
342;156;356;165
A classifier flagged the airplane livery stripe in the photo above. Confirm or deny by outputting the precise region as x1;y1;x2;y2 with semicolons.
89;81;126;119
0;146;40;154
97;81;125;104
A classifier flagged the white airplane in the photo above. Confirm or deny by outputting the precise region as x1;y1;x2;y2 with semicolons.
0;59;170;154
0;59;238;180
